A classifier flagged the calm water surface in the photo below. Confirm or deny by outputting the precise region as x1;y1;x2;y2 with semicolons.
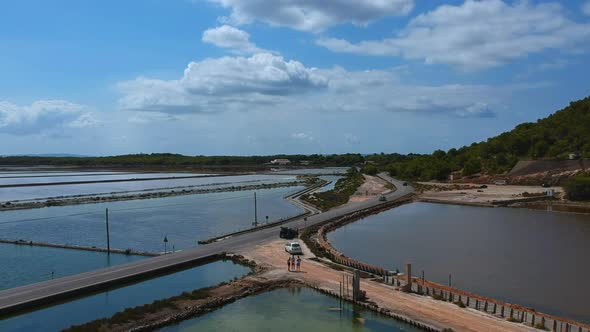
0;172;201;185
0;243;143;290
317;175;344;192
159;288;423;332
273;167;349;175
328;202;590;323
0;260;250;332
0;174;297;201
0;186;304;253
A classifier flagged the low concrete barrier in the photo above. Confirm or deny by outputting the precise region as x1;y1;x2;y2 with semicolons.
0;239;159;257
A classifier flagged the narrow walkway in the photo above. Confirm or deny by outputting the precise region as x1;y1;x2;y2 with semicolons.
242;239;536;332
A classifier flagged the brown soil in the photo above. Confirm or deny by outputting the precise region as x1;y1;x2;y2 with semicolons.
348;175;392;203
418;182;563;205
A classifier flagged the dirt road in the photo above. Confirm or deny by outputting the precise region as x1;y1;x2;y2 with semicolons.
241;239;536;332
349;175;392;203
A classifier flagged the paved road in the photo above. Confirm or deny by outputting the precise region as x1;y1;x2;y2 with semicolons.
0;175;413;316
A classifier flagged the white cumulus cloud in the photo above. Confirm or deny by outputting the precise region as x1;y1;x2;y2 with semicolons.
318;0;590;70
210;0;414;32
117;52;525;119
118;53;327;113
202;25;266;54
0;100;96;135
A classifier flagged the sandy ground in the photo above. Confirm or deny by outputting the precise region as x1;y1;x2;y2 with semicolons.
349;175;392;203
240;239;536;332
419;182;563;205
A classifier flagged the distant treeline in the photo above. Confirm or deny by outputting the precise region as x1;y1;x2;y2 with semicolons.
0;153;365;167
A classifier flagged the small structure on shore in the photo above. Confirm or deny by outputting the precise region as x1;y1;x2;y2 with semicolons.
270;159;291;165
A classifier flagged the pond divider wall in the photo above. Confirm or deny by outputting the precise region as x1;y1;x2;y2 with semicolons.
0;239;159;256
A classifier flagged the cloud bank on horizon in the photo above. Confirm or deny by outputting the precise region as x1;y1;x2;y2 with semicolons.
1;0;589;155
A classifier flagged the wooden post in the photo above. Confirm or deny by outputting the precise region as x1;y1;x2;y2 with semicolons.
105;208;110;255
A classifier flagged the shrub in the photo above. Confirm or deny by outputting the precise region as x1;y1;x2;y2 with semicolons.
454;300;466;308
564;176;590;201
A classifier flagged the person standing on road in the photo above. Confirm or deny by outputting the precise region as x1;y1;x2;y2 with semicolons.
291;255;296;271
287;257;291;272
296;256;301;272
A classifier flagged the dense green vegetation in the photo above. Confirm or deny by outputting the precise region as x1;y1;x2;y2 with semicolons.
376;96;590;181
564;175;590;201
0;153;364;167
301;168;364;210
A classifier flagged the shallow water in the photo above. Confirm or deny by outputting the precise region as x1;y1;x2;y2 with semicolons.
273;167;349;175
317;175;344;192
0;243;144;290
0;174;298;202
0;172;200;185
159;287;423;332
0;260;251;332
328;202;590;323
0;186;304;253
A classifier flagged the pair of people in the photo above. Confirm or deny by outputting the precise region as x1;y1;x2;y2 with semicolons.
287;255;301;272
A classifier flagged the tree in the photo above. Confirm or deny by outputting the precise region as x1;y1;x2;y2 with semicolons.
564;176;590;201
362;164;378;175
463;158;481;176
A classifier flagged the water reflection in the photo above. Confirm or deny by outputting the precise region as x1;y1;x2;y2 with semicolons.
328;202;590;323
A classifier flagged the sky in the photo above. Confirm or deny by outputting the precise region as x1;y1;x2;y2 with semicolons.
1;0;589;156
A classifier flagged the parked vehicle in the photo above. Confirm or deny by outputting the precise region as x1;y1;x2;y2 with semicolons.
403;182;408;186
541;183;551;188
285;242;303;255
279;227;298;239
379;195;387;201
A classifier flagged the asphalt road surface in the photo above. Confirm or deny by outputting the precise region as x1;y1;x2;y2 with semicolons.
0;174;413;316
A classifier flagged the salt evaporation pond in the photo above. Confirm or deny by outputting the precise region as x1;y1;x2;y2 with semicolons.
0;243;144;290
0;260;250;332
328;202;590;323
0;174;298;202
0;172;203;186
0;186;304;253
159;287;423;332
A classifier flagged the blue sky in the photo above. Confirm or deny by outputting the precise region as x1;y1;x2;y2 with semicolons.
1;0;589;156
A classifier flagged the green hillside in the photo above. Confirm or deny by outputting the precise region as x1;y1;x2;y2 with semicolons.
380;96;590;181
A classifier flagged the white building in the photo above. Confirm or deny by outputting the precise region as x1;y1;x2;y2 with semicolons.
270;159;291;165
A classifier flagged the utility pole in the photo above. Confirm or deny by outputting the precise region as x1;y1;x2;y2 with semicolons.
105;208;111;255
449;274;452;287
164;235;168;254
253;192;258;227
